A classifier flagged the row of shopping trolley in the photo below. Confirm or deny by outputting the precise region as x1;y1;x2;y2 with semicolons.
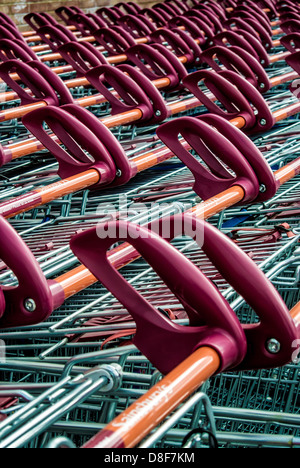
0;0;299;449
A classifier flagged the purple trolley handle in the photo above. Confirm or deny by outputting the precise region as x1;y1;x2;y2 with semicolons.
200;46;263;91
182;69;257;129
230;9;272;35
156;115;259;204
22;105;117;185
55;6;83;25
93;28;135;56
228;45;271;92
117;64;170;125
24;13;55;32
213;30;261;64
117;14;156;39
70;214;298;372
0;217;64;329
0;60;59;106
227;16;272;50
194;5;224;33
197;113;277;202
0;24;25;43
68;13;100;36
281;19;300;34
125;43;186;90
26;60;74;105
86;64;168;125
150;28;198;64
168;15;207;45
36;25;75;51
59;104;132;187
281;33;300;53
70;217;247;375
58;41;108;76
285;50;300;75
139;8;167;27
229;29;270;67
96;7;121;26
218;70;275;134
0;12;18;29
156;114;277;203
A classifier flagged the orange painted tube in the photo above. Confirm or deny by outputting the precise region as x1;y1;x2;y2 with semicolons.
273;102;300;122
291;301;300;328
2;108;144;163
0;169;100;219
82;347;220;448
1;139;183;219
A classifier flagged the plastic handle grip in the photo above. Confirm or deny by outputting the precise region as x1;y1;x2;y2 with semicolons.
285;50;300;74
200;46;265;91
36;25;74;51
194;5;224;33
139;8;167;27
0;39;38;62
226;16;272;50
217;70;275;134
168;15;206;45
70;217;247;375
96;7;122;25
230;9;272;35
55;6;83;25
280;19;300;34
85;13;107;29
24;13;54;31
115;2;140;15
154;2;181;18
182;69;256;129
22;105;117;186
227;29;270;67
0;217;55;329
0;59;59;106
86;64;169;125
58;41;108;76
59;104;132;187
229;46;271;92
27;60;74;105
0;12;18;29
68;13;100;36
156;115;259;204
197;113;277;202
280;12;300;23
125;43;186;90
213;30;261;64
0;24;25;43
184;10;215;40
150;28;201;64
71;215;298;372
117;64;170;125
117;14;156;39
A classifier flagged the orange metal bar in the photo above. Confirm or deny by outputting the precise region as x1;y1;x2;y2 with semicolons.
273;102;300;122
291;301;300;328
82;347;220;448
